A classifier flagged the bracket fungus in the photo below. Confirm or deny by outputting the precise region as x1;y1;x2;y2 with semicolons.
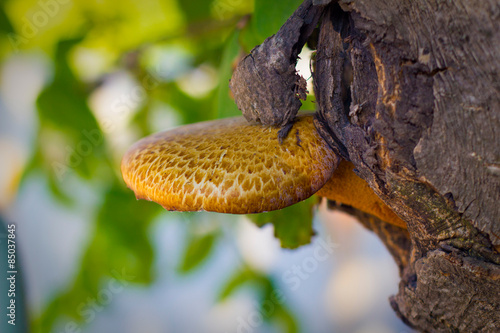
121;113;338;214
120;0;407;230
119;0;500;330
121;113;406;229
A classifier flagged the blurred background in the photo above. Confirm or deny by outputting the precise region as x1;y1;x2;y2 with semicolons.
0;0;412;332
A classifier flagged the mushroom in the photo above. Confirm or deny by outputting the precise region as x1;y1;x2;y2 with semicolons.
315;161;406;228
121;113;406;228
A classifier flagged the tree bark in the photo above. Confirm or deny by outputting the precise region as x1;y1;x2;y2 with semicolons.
231;0;499;330
316;1;500;331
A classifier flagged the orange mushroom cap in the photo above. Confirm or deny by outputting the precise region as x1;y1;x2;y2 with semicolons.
121;113;340;214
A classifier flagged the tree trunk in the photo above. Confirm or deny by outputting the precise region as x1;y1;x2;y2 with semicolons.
316;1;500;331
230;0;499;330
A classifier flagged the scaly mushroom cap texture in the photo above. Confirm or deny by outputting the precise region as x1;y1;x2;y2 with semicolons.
121;113;340;214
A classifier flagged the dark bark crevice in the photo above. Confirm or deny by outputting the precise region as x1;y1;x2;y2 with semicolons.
229;0;500;331
314;1;500;331
229;0;326;139
338;0;500;250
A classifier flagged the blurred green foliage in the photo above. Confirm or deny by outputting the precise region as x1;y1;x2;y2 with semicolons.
219;265;298;333
249;196;317;249
178;230;219;274
0;0;318;332
34;184;161;332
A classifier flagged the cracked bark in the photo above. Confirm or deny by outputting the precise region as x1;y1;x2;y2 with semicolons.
231;0;500;331
318;1;500;331
229;0;325;141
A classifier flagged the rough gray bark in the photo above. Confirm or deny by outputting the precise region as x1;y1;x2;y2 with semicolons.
231;0;500;331
229;0;324;141
319;1;500;331
337;0;500;250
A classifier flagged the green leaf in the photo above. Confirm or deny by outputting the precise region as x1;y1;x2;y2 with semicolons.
178;232;218;274
300;93;316;111
37;38;100;134
0;1;13;35
33;37;106;182
252;0;304;44
239;19;263;52
219;267;298;333
271;303;299;333
261;280;298;333
155;83;216;124
178;0;216;23
218;266;260;300
215;30;242;118
248;196;317;249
